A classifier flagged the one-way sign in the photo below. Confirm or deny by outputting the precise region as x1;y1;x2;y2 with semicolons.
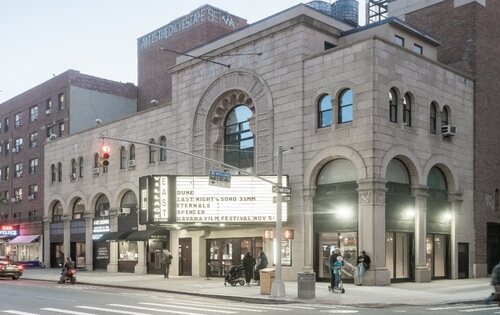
273;186;291;194
209;170;231;188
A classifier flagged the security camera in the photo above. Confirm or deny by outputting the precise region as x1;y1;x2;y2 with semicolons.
95;118;102;125
150;99;159;106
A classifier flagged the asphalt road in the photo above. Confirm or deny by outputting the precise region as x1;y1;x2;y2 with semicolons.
0;278;499;315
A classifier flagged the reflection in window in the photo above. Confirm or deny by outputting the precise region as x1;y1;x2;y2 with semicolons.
338;89;353;123
403;93;411;127
224;105;254;171
119;241;138;260
389;88;398;123
318;94;332;128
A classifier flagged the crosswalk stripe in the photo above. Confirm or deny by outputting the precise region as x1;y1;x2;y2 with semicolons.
109;304;204;315
460;306;500;312
280;304;316;310
427;305;488;311
162;301;265;312
40;308;97;315
2;311;39;315
77;306;152;315
140;302;237;314
162;298;290;311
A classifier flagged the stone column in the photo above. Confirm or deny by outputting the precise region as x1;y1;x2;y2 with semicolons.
107;241;119;272
412;185;431;282
43;216;51;267
134;241;147;274
63;215;71;259
449;192;463;280
84;212;94;271
357;178;390;286
302;187;315;272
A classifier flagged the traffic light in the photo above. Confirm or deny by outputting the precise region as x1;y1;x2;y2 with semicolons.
100;144;111;167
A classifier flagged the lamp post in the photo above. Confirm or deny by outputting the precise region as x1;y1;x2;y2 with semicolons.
271;145;286;297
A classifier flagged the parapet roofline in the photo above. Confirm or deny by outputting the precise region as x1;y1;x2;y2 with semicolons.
341;16;442;46
173;4;356;67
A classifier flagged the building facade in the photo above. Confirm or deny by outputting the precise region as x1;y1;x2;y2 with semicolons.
44;4;474;285
0;70;136;265
389;0;500;278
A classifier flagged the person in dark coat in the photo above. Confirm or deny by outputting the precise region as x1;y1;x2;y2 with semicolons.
254;251;268;284
356;250;371;286
328;248;342;290
242;252;255;286
162;250;173;279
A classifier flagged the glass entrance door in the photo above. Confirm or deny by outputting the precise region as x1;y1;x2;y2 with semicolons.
316;232;357;282
386;232;413;281
426;234;449;279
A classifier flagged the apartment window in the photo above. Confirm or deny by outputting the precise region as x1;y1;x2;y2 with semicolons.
30;105;39;122
29;132;38;148
413;44;423;55
430;102;437;134
4;166;9;181
29;184;38;200
441;107;449;127
4;118;8;132
129;144;135;161
71;159;77;179
58;121;65;137
159;136;167;161
46;124;54;139
45;98;52;113
394;35;405;47
58;93;65;110
29;158;38;174
94;153;99;168
4;141;9;155
338;88;353;123
14;187;22;201
318;94;333;128
28;210;38;221
389;88;398;123
79;157;84;177
403;93;412;127
57;162;62;182
148;139;156;163
0;169;2;182
14;137;22;152
51;164;56;183
13;212;21;222
120;147;126;169
14;113;23;128
14;163;22;178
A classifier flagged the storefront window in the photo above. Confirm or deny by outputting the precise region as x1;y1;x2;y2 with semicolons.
386;232;411;280
119;241;138;260
208;238;261;277
426;234;448;278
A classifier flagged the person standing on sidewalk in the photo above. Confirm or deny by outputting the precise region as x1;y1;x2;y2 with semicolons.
486;261;500;305
254;251;268;285
356;250;371;286
162;250;173;279
242;252;255;286
329;248;341;290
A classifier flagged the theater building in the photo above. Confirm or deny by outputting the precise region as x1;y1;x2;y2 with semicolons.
44;4;474;284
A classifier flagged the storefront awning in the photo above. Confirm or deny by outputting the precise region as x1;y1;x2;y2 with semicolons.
99;231;132;241
8;235;40;245
126;229;169;241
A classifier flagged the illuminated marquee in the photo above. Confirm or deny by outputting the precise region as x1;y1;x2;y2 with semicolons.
0;225;18;237
175;176;288;223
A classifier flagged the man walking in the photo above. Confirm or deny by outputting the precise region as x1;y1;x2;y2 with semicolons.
162;250;173;279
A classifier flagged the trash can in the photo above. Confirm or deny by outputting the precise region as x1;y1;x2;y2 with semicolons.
297;271;316;299
260;268;275;295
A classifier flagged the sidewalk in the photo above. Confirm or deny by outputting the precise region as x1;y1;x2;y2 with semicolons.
21;268;492;307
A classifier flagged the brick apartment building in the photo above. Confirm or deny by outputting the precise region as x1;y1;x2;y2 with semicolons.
390;0;500;278
0;70;137;263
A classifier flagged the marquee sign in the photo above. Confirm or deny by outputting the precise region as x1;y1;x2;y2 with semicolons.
139;175;288;224
0;225;19;237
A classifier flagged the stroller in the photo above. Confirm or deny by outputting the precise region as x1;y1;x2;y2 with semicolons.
224;265;245;286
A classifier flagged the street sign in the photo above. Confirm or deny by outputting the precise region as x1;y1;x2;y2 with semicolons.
272;186;291;194
273;195;291;203
209;170;231;188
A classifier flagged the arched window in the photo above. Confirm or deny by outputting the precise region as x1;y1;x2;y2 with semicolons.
121;190;138;216
159;136;167;161
52;201;63;222
57;162;62;182
387;159;411;184
73;198;85;220
389;88;398;123
51;164;56;183
224;105;254;171
441;107;449;127
120;146;126;169
94;153;99;168
317;158;358;185
338;89;353;123
318;94;332;128
403;93;411;127
95;194;110;217
149;139;156;163
430;102;437;134
71;159;76;179
428;167;447;191
129;144;136;161
78;157;84;177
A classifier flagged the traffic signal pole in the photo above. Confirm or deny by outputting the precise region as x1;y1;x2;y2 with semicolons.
100;135;290;297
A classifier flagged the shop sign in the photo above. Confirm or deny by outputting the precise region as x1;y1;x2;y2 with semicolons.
0;225;19;237
139;175;169;224
92;218;110;237
176;175;288;223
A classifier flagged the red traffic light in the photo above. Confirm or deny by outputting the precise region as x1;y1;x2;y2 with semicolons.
101;144;111;167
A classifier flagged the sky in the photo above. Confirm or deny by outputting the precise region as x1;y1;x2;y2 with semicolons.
0;0;365;103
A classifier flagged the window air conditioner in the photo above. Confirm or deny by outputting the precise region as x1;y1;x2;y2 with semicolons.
45;109;51;114
441;125;456;137
11;147;18;153
15;121;23;128
128;160;136;168
70;173;77;180
92;167;100;175
120;207;131;215
10;198;17;203
99;210;109;217
28;194;35;200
